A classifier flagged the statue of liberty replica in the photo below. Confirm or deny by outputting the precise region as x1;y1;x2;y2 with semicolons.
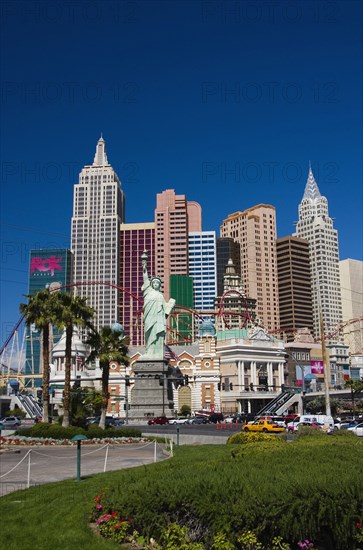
141;251;176;359
128;251;176;420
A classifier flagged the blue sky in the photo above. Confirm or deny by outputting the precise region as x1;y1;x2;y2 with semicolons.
0;0;362;344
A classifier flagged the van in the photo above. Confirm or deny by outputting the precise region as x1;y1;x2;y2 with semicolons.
289;414;334;429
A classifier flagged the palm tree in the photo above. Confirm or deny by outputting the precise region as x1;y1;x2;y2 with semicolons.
86;326;130;429
344;378;363;419
53;293;95;428
20;289;58;422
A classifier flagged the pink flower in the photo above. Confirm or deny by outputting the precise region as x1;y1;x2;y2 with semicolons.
96;505;102;510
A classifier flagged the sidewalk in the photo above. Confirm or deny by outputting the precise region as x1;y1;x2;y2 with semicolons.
0;440;168;497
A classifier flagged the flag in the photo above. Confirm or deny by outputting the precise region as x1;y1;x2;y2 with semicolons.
164;345;179;361
76;352;84;366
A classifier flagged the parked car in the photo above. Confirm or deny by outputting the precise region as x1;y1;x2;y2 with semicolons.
86;416;124;427
208;413;224;424
188;417;208;424
339;420;358;430
347;422;363;436
283;414;299;423
147;416;169;425
0;416;22;429
243;419;285;433
232;413;248;423
169;417;189;425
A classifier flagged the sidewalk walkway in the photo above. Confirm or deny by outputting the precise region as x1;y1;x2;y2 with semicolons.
0;440;168;497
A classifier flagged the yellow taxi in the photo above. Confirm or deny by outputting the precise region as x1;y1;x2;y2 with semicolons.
242;419;285;433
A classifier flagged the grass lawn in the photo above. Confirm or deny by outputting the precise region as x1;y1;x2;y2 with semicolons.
0;435;362;549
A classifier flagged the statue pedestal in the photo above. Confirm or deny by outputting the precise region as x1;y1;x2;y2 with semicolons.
128;358;174;420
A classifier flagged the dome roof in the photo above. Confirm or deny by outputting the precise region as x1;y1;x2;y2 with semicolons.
52;327;88;358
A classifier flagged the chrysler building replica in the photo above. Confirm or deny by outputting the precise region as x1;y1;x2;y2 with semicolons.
295;165;342;339
71;137;125;329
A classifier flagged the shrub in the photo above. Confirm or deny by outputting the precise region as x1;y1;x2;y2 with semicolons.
293;426;327;439
16;423;87;439
15;422;143;440
86;423;142;439
94;439;363;549
227;431;284;445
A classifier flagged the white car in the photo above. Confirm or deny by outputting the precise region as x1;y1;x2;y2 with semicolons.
168;418;189;425
347;422;363;436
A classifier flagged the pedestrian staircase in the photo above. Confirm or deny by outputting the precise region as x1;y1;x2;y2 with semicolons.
256;390;301;416
13;394;42;419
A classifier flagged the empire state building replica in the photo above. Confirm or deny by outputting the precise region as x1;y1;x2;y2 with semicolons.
71;136;125;329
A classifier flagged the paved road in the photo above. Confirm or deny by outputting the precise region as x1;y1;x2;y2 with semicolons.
0;441;167;497
140;423;236;444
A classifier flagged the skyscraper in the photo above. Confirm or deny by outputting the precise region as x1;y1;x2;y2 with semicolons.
220;204;280;331
339;258;363;355
295;166;342;339
25;248;73;385
155;189;202;301
188;231;217;313
71;137;125;328
119;222;155;345
276;236;313;339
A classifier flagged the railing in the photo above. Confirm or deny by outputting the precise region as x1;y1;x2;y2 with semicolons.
15;394;42;418
257;391;296;416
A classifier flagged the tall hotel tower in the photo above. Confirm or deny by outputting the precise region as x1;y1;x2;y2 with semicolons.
155;189;202;300
220;204;280;331
188;231;217;313
71;137;125;329
119;222;155;345
295;166;342;339
276;236;313;338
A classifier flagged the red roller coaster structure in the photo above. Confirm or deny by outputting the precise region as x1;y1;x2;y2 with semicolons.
1;279;362;382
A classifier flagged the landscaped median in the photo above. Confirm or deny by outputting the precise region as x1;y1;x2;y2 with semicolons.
0;429;362;550
87;429;363;549
0;422;149;447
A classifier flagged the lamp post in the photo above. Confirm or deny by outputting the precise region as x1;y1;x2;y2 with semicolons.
71;434;88;481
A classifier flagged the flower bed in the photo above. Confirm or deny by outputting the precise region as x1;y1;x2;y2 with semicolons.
0;435;149;446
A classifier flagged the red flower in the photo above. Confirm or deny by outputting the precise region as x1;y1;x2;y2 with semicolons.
128;518;133;523
111;512;117;517
356;522;362;528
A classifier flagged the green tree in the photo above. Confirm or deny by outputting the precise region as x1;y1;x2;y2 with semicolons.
180;404;191;417
86;326;129;429
20;289;58;421
6;407;26;418
305;396;341;416
345;378;363;418
69;387;102;426
83;388;102;417
53;293;95;428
